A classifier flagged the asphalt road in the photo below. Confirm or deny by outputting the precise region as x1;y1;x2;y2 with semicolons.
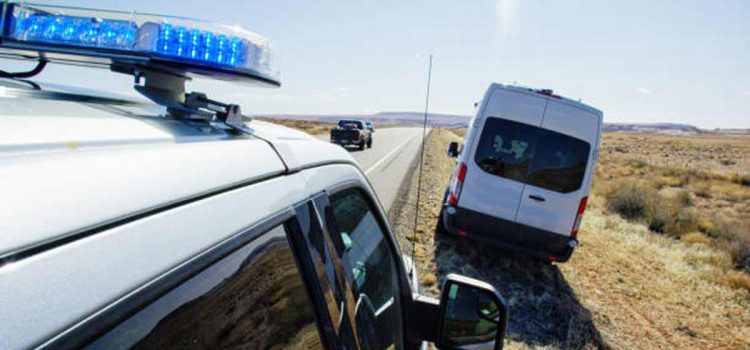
318;127;428;212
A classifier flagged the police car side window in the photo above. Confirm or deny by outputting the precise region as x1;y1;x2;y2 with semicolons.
327;188;404;350
87;225;323;350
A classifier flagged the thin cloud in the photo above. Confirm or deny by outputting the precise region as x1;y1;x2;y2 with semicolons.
495;0;520;33
636;87;652;95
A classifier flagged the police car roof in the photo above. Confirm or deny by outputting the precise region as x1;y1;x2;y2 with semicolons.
0;80;355;259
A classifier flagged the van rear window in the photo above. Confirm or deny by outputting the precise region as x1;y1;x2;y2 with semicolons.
526;129;590;193
473;117;591;193
473;118;537;183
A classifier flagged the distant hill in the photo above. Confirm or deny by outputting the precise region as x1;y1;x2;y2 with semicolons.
603;123;703;135
603;123;749;135
261;112;470;127
260;113;748;134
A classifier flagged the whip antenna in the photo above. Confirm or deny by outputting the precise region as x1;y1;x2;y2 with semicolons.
411;54;433;265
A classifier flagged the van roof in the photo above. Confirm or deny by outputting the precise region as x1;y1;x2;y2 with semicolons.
0;80;355;261
489;83;603;116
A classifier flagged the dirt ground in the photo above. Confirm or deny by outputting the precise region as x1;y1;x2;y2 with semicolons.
389;129;750;350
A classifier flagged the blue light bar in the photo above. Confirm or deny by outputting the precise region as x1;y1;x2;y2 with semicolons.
154;23;245;66
0;2;279;85
13;12;138;49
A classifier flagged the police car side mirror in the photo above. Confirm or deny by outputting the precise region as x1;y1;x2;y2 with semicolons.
447;142;459;158
436;274;508;350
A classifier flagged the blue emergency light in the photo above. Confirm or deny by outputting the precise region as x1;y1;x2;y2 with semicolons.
0;1;279;86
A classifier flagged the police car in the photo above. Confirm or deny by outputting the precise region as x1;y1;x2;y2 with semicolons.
0;2;508;349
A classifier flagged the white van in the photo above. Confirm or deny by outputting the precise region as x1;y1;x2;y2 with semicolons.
440;83;602;262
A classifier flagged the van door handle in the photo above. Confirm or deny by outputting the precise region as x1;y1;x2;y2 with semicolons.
529;195;545;202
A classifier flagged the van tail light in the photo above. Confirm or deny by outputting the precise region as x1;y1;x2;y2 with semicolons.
570;196;588;238
448;162;468;206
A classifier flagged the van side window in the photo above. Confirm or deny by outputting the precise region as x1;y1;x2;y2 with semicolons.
87;226;323;350
526;129;590;193
327;188;404;350
474;117;537;183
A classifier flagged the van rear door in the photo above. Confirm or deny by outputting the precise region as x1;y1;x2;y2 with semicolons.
458;88;546;234
515;101;600;237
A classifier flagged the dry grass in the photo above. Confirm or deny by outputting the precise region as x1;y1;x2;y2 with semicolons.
604;179;700;237
389;129;750;350
562;209;750;349
599;133;750;274
391;129;464;296
681;232;712;246
446;127;467;137
602;133;750;175
255;117;334;135
706;215;750;272
724;270;750;291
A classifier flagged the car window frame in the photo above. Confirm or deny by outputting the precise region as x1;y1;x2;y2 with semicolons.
312;183;413;350
288;196;359;350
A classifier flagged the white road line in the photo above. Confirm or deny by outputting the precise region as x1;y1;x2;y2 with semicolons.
365;133;421;175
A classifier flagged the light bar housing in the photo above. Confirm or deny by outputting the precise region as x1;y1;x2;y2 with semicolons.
0;1;279;86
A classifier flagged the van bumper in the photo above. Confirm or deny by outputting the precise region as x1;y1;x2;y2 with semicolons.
441;205;576;262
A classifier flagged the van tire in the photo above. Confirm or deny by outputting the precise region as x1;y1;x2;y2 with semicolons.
435;207;449;236
359;141;365;150
367;139;372;148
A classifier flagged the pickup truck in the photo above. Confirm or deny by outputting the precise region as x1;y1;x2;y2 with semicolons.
330;119;373;150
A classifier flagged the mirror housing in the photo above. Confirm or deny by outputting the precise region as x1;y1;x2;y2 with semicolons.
404;275;508;349
447;142;459;158
436;274;508;350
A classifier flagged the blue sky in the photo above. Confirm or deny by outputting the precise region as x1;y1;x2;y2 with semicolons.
9;0;750;128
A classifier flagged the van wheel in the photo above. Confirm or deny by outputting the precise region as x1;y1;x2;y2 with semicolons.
367;139;372;148
435;207;448;236
359;141;365;150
